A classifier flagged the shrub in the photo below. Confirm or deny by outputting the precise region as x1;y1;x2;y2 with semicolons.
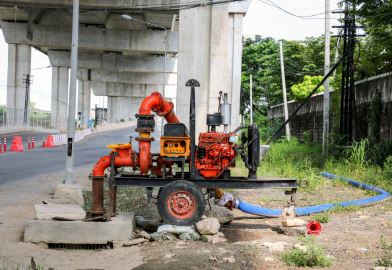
383;156;392;179
282;236;332;267
344;139;368;168
376;237;392;267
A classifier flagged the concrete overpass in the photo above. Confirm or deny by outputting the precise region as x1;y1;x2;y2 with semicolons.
0;0;249;134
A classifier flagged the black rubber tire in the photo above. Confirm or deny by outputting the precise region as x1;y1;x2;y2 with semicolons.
157;180;205;225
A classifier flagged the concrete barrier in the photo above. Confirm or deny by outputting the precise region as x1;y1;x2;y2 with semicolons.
48;128;93;147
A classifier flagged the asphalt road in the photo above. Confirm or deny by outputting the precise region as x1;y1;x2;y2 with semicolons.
0;125;161;184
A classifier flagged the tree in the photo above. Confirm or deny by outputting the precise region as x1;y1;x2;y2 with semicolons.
291;75;325;101
344;0;392;78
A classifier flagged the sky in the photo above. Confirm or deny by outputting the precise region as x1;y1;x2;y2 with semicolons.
0;0;341;110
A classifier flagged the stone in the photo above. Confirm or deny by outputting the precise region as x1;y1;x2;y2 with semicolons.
282;218;306;227
264;256;274;262
222;256;236;263
196;217;220;235
357;247;368;253
202;232;227;244
34;203;86;221
150;232;177;241
157;224;195;235
122;238;147;247
53;184;84;206
135;216;161;231
281;206;296;218
275;225;307;236
209;255;219;262
164;253;176;259
133;228;151;240
374;267;386;270
262;241;287;253
204;205;235;224
178;231;201;241
24;212;134;244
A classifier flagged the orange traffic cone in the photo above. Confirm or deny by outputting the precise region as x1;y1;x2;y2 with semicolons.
43;135;55;148
10;136;24;152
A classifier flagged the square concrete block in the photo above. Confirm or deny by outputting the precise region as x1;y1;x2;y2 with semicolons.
34;204;86;220
53;183;84;206
24;212;135;244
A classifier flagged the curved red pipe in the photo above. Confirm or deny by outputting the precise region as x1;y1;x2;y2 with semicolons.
92;92;179;177
139;91;180;123
138;91;180;175
92;148;138;177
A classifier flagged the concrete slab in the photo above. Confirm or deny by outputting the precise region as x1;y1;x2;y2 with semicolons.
24;212;135;244
34;204;86;221
53;183;84;206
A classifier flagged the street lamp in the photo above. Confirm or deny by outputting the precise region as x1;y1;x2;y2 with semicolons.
121;14;168;134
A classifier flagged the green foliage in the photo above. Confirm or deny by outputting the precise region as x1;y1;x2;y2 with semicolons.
259;139;324;190
260;138;392;195
354;0;392;78
376;237;392;267
383;156;392;179
282;236;332;267
290;75;324;101
344;139;368;168
240;35;336;128
312;212;330;223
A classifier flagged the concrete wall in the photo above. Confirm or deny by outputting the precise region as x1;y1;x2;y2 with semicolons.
268;72;392;143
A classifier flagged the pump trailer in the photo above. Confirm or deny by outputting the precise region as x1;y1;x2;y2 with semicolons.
90;79;297;225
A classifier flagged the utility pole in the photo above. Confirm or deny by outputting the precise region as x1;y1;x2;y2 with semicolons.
279;40;290;140
322;0;331;156
64;0;79;184
249;74;253;125
22;74;33;126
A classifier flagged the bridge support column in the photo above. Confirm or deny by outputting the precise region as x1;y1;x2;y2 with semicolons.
177;4;246;133
107;96;131;123
51;66;69;132
6;44;31;127
77;80;91;128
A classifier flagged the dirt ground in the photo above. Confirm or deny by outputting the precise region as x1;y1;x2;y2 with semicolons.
0;165;391;270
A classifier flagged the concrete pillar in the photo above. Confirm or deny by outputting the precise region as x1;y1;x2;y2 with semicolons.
108;96;144;123
228;13;244;129
177;5;244;134
77;80;91;128
6;44;31;127
51;66;69;131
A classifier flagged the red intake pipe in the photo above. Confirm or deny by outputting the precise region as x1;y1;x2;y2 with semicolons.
92;148;138;177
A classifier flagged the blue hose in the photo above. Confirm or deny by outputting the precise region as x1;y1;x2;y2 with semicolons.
235;172;391;217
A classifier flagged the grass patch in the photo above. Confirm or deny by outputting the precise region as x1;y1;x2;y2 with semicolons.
257;138;392;193
282;236;332;267
312;212;330;223
376;237;392;267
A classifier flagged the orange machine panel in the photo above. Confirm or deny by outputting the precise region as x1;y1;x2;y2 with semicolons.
160;136;190;157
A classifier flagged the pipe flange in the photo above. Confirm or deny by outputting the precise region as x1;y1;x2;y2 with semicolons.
135;127;154;132
135;137;155;142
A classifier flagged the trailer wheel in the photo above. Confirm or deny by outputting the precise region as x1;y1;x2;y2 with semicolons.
157;180;205;225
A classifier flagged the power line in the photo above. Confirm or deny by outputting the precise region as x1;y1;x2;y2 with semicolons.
257;0;342;20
